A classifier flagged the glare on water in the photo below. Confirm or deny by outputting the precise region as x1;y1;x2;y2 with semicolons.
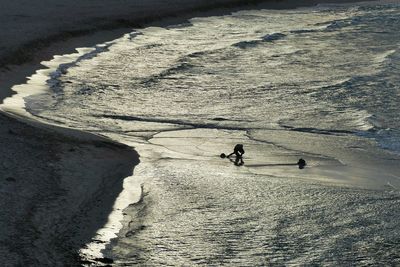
17;2;400;265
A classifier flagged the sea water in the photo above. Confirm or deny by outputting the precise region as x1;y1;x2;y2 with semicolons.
13;1;400;265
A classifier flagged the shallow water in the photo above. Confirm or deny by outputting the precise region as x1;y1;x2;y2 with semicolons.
111;160;400;266
26;2;400;150
11;1;400;265
102;129;400;266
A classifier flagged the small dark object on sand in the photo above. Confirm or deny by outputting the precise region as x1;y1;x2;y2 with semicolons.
220;153;226;158
297;158;306;169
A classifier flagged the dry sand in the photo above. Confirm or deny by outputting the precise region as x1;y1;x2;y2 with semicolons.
0;113;138;265
0;0;380;265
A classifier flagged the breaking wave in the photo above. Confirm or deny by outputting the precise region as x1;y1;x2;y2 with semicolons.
232;32;286;48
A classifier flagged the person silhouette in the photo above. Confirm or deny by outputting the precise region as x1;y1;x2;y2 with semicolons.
227;144;245;165
297;158;306;169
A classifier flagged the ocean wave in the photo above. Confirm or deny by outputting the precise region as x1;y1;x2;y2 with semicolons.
47;32;141;93
347;111;378;133
279;124;354;136
232;32;286;49
262;33;287;41
357;124;400;155
232;40;260;48
325;20;349;31
140;45;230;85
46;31;142;93
47;45;112;93
96;114;255;131
127;31;142;41
373;49;398;65
290;29;319;34
364;114;386;131
315;16;361;32
187;50;210;58
140;62;196;86
166;22;194;29
373;129;400;154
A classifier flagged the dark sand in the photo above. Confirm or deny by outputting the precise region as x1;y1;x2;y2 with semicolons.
0;113;139;265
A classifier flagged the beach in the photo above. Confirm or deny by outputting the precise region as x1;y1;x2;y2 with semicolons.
0;112;138;265
0;1;292;265
1;0;400;265
0;0;376;100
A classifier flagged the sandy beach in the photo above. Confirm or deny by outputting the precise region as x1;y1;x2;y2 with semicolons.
0;112;138;265
1;0;397;265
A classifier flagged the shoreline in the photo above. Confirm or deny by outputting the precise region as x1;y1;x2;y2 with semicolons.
0;111;139;265
0;0;376;102
0;0;386;265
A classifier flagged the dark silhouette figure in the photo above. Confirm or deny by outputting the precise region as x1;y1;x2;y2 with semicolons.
232;156;244;166
297;158;306;169
227;144;245;166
